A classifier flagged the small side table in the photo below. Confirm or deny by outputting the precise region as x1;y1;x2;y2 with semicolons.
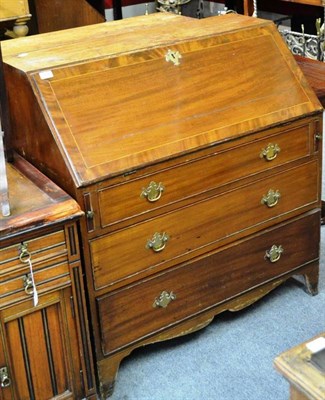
274;334;325;400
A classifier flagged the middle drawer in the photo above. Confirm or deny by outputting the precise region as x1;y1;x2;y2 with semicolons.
90;160;318;290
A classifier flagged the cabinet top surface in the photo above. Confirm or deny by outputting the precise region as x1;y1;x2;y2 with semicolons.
0;155;82;239
2;13;322;186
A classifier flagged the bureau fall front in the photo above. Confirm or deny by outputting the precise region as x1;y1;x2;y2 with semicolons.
1;13;323;398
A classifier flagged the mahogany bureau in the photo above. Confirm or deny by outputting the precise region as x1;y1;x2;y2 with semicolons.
1;13;323;398
0;155;96;399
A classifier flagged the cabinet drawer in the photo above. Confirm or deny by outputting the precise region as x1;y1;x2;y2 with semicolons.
0;230;68;274
98;122;312;228
98;211;320;355
0;262;71;307
91;160;319;290
0;230;70;307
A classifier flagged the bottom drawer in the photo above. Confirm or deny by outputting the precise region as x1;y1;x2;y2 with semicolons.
98;211;320;355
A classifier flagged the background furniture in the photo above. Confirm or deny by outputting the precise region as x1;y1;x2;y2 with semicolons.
0;0;31;38
225;0;324;34
274;333;325;400
0;155;96;400
27;0;105;34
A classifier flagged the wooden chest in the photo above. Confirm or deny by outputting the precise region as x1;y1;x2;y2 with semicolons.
0;155;96;399
1;13;323;398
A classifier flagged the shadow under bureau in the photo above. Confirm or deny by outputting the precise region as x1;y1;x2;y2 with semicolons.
1;12;323;398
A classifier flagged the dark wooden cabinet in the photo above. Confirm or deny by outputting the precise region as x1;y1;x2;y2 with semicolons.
0;156;96;400
1;13;323;398
27;0;105;34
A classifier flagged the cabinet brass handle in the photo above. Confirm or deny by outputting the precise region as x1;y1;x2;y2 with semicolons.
265;245;284;263
153;291;176;308
19;242;31;263
23;274;34;295
146;232;169;252
141;181;165;203
0;367;11;388
261;189;281;208
260;143;280;161
19;243;38;306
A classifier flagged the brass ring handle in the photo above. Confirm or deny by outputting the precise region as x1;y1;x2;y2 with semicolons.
19;242;31;263
146;232;169;252
261;189;281;208
265;245;284;263
23;274;34;295
260;143;281;161
153;291;176;308
141;181;165;203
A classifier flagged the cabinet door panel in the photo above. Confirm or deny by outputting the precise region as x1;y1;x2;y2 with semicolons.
0;290;80;400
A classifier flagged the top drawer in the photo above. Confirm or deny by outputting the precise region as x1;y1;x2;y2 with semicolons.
0;230;68;274
97;122;313;229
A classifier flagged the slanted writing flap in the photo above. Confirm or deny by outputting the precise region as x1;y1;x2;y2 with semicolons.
2;14;322;188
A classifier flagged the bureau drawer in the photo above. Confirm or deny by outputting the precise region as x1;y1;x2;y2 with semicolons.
98;122;312;228
91;160;319;290
98;211;320;355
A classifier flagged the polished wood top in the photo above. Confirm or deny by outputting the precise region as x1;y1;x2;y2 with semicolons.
295;55;325;108
0;154;82;238
2;14;267;71
274;333;325;400
2;14;323;187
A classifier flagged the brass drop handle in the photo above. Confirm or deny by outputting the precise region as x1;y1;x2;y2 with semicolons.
141;181;165;203
0;367;11;388
261;189;281;208
146;232;169;252
153;291;176;308
265;245;284;263
23;274;34;295
260;143;281;161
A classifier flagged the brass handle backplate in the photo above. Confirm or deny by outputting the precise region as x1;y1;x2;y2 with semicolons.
265;245;284;263
146;232;169;252
0;367;11;388
141;181;165;203
153;291;176;308
260;143;280;161
261;189;281;208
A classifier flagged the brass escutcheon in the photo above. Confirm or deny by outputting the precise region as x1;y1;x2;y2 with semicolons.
146;232;169;252
153;290;176;308
261;189;281;208
265;245;284;263
260;143;281;161
141;181;165;202
165;49;182;66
